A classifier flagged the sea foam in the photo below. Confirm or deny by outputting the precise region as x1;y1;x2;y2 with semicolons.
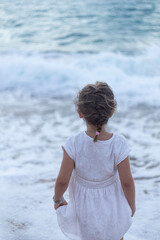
0;46;160;106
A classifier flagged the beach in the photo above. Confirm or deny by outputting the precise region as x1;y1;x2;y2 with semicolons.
0;93;160;239
0;0;160;239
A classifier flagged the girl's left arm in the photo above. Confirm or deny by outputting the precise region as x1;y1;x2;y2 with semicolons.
54;148;75;209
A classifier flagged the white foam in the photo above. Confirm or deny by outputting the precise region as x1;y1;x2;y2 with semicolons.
0;47;160;239
0;45;160;106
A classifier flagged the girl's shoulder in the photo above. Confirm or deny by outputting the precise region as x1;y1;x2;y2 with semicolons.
113;134;130;151
65;132;129;147
113;134;131;165
65;131;83;141
114;133;129;144
63;132;84;148
62;132;84;160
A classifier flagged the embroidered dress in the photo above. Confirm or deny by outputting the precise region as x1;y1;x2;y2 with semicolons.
56;131;133;240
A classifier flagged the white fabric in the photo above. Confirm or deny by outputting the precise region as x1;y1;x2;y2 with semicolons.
56;131;133;240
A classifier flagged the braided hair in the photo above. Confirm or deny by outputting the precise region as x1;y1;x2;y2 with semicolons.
75;82;117;142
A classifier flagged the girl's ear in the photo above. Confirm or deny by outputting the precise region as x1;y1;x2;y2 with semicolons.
109;110;115;118
77;108;83;118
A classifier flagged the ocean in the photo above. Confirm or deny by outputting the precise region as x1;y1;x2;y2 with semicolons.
0;0;160;239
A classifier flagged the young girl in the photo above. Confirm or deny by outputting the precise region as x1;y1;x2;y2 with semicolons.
53;82;136;240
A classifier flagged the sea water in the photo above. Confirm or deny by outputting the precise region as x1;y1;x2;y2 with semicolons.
0;1;160;239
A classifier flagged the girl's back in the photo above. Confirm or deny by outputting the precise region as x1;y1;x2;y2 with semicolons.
54;82;135;240
64;131;129;182
56;131;133;240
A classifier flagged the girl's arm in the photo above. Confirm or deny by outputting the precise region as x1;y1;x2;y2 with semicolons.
117;157;136;217
54;148;75;209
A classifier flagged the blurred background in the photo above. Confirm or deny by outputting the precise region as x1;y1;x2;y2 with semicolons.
0;0;160;239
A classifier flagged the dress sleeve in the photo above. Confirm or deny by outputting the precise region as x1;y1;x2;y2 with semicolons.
115;135;131;165
61;136;75;160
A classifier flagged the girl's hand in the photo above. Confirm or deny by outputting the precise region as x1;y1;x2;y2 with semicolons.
131;205;136;217
54;200;68;210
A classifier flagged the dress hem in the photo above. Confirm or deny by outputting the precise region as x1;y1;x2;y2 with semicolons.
56;206;80;240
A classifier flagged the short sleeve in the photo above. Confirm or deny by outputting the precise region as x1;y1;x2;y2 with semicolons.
61;136;75;160
115;135;131;165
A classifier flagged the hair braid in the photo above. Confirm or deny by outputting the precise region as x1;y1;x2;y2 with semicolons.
93;123;102;142
75;81;117;142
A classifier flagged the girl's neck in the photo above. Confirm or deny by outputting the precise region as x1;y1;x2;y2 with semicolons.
86;124;113;141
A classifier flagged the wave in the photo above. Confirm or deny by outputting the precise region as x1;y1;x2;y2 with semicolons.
0;46;160;105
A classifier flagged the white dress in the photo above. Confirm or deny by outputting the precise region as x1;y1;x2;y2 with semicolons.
56;131;133;240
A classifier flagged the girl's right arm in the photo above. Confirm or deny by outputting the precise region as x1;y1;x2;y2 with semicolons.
117;156;136;217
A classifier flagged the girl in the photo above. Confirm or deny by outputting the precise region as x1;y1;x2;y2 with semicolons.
53;82;136;240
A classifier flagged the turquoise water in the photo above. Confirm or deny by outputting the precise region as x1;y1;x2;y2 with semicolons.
0;0;160;105
0;0;160;53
